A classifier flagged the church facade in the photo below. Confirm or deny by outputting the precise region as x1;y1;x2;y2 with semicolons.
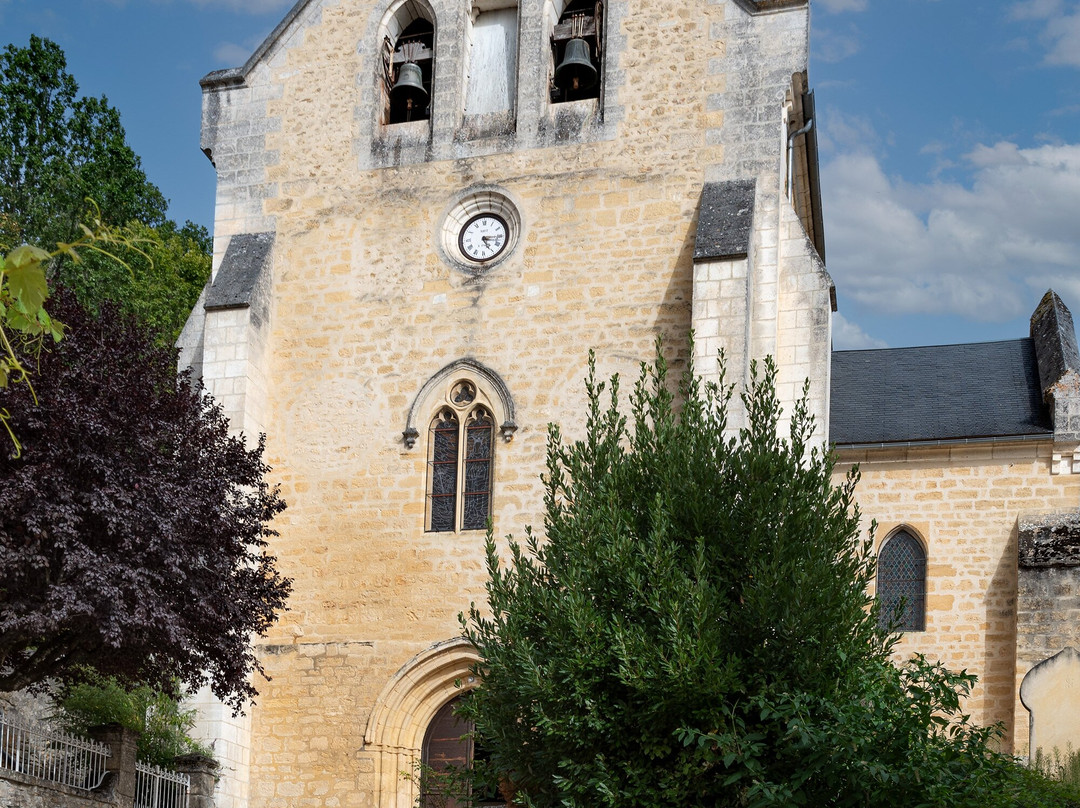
177;0;1080;804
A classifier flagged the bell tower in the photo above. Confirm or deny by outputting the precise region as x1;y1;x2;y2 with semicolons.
178;0;831;804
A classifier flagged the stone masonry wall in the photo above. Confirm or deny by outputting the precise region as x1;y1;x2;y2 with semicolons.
185;0;822;804
0;773;114;808
835;440;1080;751
1014;512;1080;757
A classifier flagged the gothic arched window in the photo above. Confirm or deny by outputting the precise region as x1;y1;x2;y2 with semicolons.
876;529;927;632
427;382;494;532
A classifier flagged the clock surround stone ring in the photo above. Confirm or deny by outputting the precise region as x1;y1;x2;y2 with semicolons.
439;189;521;271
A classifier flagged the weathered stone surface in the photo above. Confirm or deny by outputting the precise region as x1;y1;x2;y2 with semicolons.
1031;290;1080;395
1030;290;1080;444
1019;511;1080;568
734;0;807;12
694;179;755;260
88;725;138;807
204;233;274;316
174;754;220;808
0;772;115;808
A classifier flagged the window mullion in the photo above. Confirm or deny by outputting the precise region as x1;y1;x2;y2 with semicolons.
455;418;468;531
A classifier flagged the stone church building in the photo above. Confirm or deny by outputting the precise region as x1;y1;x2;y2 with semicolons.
176;0;1080;804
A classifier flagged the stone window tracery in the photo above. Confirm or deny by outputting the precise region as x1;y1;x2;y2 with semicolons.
404;360;516;532
427;399;494;532
876;528;927;632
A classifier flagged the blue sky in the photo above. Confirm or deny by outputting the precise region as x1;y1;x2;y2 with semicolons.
1;0;1078;349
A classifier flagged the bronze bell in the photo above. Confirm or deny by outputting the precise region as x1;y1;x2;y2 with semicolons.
391;62;428;113
554;37;597;92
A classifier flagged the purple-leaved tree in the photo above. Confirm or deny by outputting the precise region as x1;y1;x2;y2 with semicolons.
0;288;290;711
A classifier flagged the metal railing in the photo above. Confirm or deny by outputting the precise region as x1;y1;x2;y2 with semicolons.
0;709;111;790
135;760;190;808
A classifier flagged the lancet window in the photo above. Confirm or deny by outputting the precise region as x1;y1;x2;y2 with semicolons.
876;529;927;632
380;2;436;124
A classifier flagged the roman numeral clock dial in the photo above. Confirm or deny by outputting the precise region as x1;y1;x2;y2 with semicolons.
459;214;508;262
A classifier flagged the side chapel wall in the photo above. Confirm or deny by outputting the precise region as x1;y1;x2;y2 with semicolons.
835;443;1080;751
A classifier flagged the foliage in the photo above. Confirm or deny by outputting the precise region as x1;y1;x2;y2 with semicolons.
1036;747;1080;791
407;760;485;808
461;347;1063;808
52;674;214;768
0;36;167;250
0;37;211;348
59;219;211;347
1021;747;1080;807
0;221;135;455
0;289;291;711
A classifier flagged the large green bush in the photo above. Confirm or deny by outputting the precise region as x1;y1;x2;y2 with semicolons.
52;674;213;768
460;347;1080;808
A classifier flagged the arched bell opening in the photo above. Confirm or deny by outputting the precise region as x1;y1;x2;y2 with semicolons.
378;1;437;125
547;0;602;104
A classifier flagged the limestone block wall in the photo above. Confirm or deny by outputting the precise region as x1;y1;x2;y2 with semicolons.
188;684;253;808
773;197;831;436
692;255;749;414
835;440;1080;750
694;3;832;437
1015;513;1080;757
0;775;114;808
182;0;823;804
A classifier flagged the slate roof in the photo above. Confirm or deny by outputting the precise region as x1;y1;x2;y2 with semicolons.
830;338;1053;446
694;180;755;261
204;232;274;311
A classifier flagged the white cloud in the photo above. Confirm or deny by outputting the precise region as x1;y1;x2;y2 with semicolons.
816;0;868;11
1010;0;1064;21
188;0;293;13
821;128;1080;324
814;25;862;63
213;41;254;66
1010;0;1080;67
832;312;888;350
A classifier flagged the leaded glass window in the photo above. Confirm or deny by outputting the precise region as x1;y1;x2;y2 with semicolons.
429;409;459;532
426;390;495;532
877;530;926;632
463;408;494;531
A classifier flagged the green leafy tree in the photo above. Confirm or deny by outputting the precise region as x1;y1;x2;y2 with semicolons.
61;219;211;347
461;348;1074;808
51;674;214;768
0;35;167;249
0;37;210;349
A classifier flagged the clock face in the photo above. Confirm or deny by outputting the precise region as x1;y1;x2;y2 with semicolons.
459;214;509;262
